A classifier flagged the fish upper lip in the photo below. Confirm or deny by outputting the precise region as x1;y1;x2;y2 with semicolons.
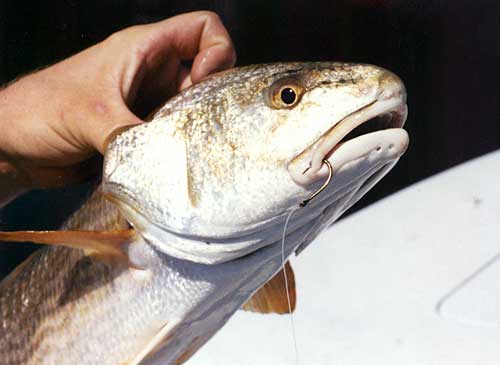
289;90;408;185
310;97;407;171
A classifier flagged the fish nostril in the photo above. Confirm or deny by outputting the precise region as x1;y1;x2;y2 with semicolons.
376;146;382;152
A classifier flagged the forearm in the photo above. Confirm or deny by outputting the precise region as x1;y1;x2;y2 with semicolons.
0;81;35;207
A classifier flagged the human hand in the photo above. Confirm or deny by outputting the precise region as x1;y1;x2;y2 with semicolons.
0;11;236;206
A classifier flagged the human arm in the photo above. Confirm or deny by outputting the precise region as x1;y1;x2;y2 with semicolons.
0;11;236;206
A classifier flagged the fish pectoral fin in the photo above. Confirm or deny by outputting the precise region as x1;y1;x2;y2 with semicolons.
129;321;203;365
242;261;296;314
0;229;136;265
128;321;177;365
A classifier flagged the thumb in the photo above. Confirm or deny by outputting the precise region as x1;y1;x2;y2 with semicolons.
84;101;144;155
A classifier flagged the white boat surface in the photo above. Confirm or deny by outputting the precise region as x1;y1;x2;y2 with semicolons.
191;149;500;365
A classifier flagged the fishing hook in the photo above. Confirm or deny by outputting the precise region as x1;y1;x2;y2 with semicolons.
299;160;333;207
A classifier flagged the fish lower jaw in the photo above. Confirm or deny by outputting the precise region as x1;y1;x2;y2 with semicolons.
122;208;284;265
288;98;408;186
319;127;408;178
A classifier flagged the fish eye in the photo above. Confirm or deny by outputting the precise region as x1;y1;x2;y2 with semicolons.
269;83;304;109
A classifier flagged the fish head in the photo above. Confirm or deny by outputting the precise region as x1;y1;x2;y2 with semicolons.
102;62;408;264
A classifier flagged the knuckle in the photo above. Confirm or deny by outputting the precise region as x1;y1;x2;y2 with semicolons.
105;29;128;47
198;10;222;23
105;25;141;46
220;39;237;65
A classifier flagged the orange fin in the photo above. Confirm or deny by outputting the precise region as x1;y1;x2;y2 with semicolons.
0;229;135;265
242;261;296;314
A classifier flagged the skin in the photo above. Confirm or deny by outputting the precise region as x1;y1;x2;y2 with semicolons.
0;11;236;206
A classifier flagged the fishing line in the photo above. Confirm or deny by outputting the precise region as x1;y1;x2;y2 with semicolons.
281;159;333;365
281;207;300;365
280;159;333;364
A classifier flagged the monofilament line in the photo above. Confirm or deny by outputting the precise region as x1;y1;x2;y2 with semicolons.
281;207;299;365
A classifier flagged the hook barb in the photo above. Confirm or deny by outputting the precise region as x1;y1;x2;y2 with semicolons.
299;160;333;208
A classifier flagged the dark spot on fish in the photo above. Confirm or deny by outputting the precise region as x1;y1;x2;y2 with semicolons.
58;256;122;306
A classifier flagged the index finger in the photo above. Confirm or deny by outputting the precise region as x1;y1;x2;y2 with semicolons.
145;11;237;83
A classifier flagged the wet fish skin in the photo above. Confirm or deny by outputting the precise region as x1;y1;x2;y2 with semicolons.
104;62;406;263
0;62;408;364
0;192;292;365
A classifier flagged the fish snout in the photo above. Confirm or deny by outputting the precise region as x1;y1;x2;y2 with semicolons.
288;69;409;191
377;70;407;103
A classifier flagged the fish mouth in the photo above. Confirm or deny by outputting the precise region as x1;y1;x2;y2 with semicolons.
289;90;408;186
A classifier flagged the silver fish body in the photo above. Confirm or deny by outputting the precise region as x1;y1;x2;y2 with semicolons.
0;62;409;364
